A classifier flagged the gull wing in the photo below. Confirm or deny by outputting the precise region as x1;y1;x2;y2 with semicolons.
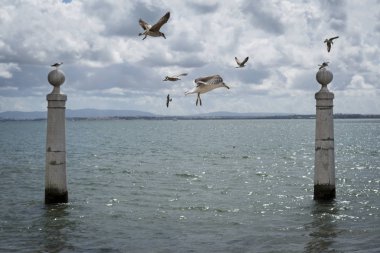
195;82;205;88
329;36;339;41
207;75;223;85
174;73;188;77
150;12;170;32
139;19;151;31
241;56;249;65
195;75;223;86
235;57;241;65
195;75;215;85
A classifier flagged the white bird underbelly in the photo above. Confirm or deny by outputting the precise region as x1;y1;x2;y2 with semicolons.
144;30;161;37
185;85;221;95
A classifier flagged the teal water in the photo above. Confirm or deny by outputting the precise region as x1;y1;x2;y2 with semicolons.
0;119;379;252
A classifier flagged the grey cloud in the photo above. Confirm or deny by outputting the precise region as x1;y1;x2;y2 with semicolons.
186;2;219;14
0;64;50;96
291;71;319;91
238;68;270;84
320;0;347;31
115;5;169;38
139;53;207;69
374;10;380;34
0;2;93;65
170;31;204;53
1;0;379;114
67;63;160;93
241;0;285;35
0;62;157;98
80;2;169;38
329;74;353;91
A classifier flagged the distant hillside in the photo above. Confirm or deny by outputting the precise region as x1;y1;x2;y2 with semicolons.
0;110;294;120
66;109;155;118
0;111;46;120
195;111;292;118
0;109;379;120
0;109;155;120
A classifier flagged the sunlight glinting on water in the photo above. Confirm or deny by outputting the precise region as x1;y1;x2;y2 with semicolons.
0;119;379;252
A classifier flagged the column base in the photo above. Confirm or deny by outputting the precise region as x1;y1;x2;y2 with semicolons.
314;184;335;201
45;189;68;204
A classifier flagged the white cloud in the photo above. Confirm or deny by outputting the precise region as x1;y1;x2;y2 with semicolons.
0;63;20;79
347;75;375;90
0;0;379;114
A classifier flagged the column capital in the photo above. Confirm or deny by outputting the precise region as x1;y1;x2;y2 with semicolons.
47;93;67;101
48;69;65;94
315;89;334;100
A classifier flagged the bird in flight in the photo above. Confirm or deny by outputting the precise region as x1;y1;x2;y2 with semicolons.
324;36;339;52
235;57;249;68
163;73;188;81
185;75;230;106
139;12;170;40
51;62;63;68
318;61;329;70
166;94;172;108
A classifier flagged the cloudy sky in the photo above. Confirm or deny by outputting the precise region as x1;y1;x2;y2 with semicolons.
0;0;379;115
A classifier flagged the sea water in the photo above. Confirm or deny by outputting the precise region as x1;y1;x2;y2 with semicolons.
0;119;379;252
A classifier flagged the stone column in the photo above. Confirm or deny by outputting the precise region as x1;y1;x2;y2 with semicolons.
314;68;335;201
45;69;68;204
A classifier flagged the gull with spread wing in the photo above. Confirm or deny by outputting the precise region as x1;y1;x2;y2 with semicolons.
235;56;249;68
163;73;188;81
185;75;230;106
138;12;170;40
324;36;339;52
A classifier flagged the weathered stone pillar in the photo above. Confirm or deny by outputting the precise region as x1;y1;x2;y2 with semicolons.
314;68;335;201
45;68;68;204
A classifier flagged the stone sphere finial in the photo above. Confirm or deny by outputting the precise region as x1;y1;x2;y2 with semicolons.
316;68;333;88
48;69;65;94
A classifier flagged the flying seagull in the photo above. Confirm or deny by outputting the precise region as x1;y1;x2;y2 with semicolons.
324;36;339;52
318;61;329;70
235;56;249;68
163;73;188;81
51;62;63;68
185;75;230;106
166;94;172;108
138;12;170;40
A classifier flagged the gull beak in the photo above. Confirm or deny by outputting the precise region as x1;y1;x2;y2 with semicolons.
162;33;166;39
224;83;230;89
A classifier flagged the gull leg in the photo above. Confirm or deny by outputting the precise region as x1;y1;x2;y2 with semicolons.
196;97;198;106
197;93;202;106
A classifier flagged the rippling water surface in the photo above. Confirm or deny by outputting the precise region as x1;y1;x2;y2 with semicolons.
0;119;379;252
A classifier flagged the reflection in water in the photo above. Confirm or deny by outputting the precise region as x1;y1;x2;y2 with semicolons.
304;201;339;253
41;204;74;252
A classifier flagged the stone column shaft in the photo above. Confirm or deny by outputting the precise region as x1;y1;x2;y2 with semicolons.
45;69;67;204
314;69;335;201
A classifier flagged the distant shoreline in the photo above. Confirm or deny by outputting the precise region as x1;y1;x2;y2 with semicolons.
1;114;380;121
